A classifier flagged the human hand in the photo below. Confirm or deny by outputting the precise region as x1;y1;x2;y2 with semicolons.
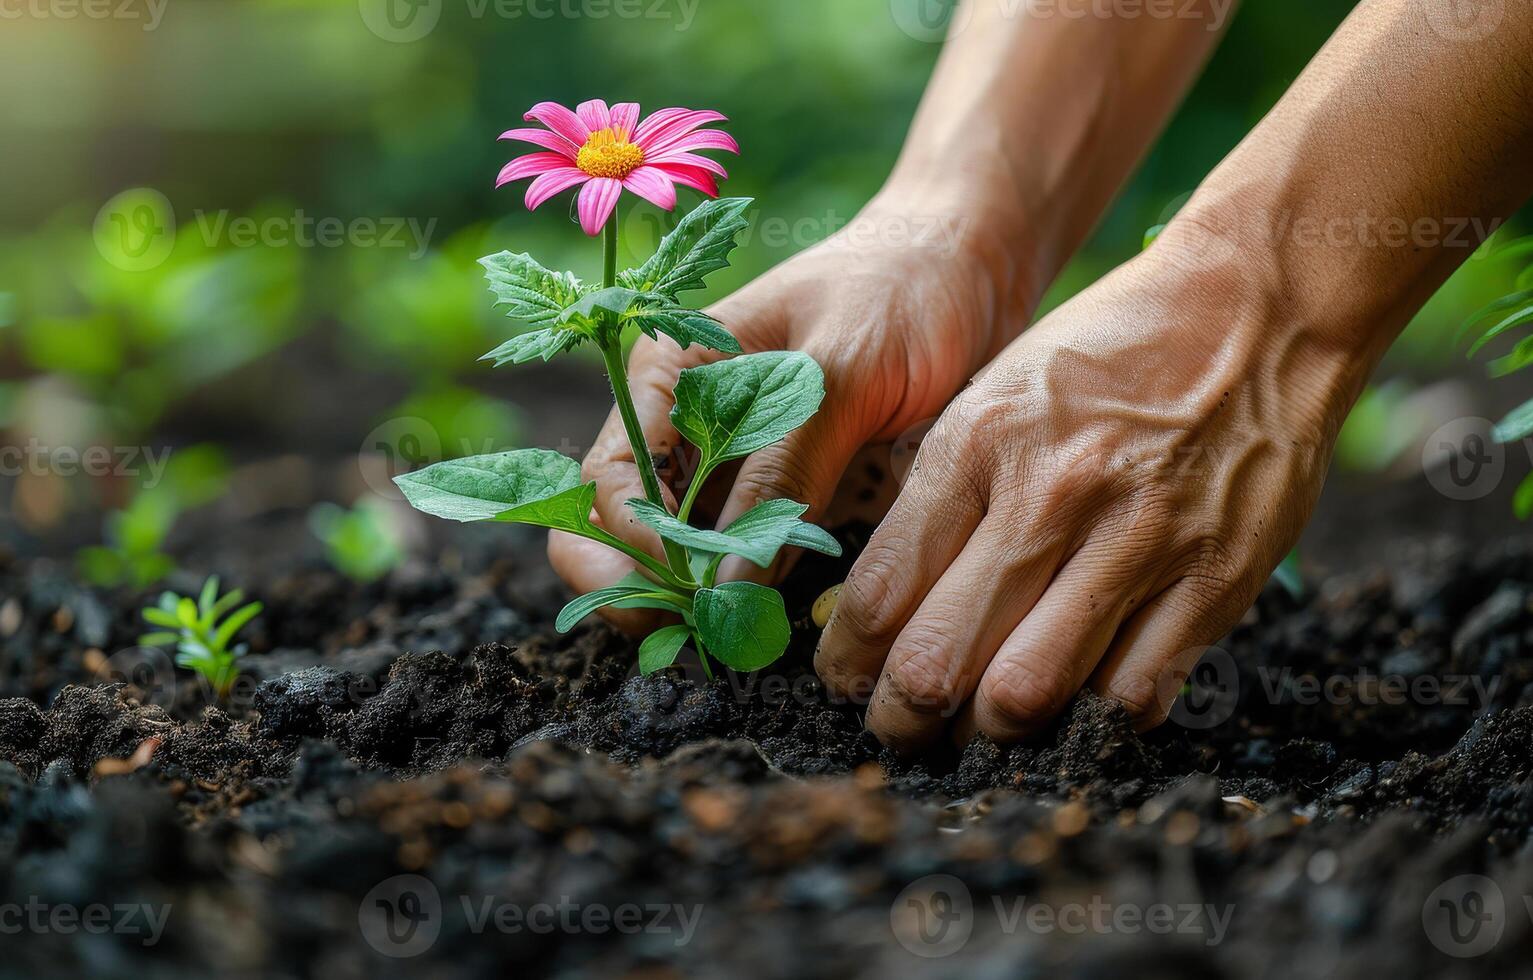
548;196;1036;626
815;242;1350;749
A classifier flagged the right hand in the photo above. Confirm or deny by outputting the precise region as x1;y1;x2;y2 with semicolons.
548;197;1037;628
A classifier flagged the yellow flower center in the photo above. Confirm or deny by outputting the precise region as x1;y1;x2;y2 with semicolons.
576;127;644;180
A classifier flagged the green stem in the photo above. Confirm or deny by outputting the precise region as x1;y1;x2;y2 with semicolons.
603;213;619;289
676;461;711;525
598;213;695;585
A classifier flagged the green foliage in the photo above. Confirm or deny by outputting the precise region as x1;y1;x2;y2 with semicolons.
1464;236;1533;519
309;499;405;583
619;198;754;299
399;195;835;676
77;444;231;589
139;576;262;697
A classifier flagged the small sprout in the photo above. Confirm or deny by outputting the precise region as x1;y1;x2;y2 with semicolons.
139;576;262;698
1462;233;1533;519
309;499;404;583
812;584;842;629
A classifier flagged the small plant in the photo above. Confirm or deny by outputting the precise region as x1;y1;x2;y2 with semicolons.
309;499;405;583
139;576;263;697
394;99;840;677
78;443;230;588
1463;234;1533;517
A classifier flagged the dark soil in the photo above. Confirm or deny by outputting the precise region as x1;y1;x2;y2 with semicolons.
3;518;1533;978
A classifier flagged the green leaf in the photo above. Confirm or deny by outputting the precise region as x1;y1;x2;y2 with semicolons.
209;588;247;621
176;597;199;629
479;251;584;328
1459;289;1533;346
622;197;753;299
1467;304;1533;356
692;581;791;672
670;351;825;470
142;606;182;629
197;576;220;619
1490;335;1533;377
1494;397;1533;444
557;286;647;328
1516;471;1533;521
630;307;743;354
395;449;592;528
212;601;262;652
556;584;669;632
138;631;179;647
604;571;693;617
1142;223;1166;251
638;625;691;675
481;328;582;367
1493;235;1533;263
627;498;840;568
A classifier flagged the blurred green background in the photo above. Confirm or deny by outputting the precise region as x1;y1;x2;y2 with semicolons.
1;0;1528;573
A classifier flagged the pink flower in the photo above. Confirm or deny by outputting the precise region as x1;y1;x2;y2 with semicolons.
496;100;740;236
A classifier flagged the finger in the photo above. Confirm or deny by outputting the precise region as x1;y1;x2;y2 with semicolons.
1088;578;1238;731
546;531;665;634
711;407;863;586
814;436;984;705
862;516;1069;753
963;537;1155;743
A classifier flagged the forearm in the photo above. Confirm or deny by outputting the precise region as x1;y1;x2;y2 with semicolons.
880;0;1238;322
1161;0;1533;418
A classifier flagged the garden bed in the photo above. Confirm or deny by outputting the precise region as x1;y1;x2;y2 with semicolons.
2;515;1532;978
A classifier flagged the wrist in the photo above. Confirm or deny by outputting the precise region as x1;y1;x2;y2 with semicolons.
864;176;1047;348
1136;216;1371;443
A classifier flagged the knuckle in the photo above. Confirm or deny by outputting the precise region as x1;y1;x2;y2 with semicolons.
1102;671;1172;727
980;657;1074;734
883;630;962;717
732;450;817;511
836;548;911;646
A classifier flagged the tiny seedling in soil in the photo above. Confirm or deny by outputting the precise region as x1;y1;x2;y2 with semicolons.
393;99;841;677
77;443;231;589
309;499;404;583
1463;233;1533;518
139;576;262;697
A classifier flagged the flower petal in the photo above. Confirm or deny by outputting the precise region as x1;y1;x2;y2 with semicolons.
576;99;611;132
498;127;579;159
609;102;640;137
525;168;589;210
632;107;693;144
634;109;728;152
644;149;728;178
622;167;678;211
524;102;590;147
651;129;740;156
651;163;719;199
576;177;624;236
496;152;572;188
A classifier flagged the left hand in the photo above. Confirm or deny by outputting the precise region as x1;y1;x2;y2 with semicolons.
814;243;1352;750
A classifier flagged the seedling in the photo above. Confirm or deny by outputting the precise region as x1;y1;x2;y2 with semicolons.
139;576;262;697
310;499;405;583
394;99;840;676
78;443;230;589
1463;234;1533;518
